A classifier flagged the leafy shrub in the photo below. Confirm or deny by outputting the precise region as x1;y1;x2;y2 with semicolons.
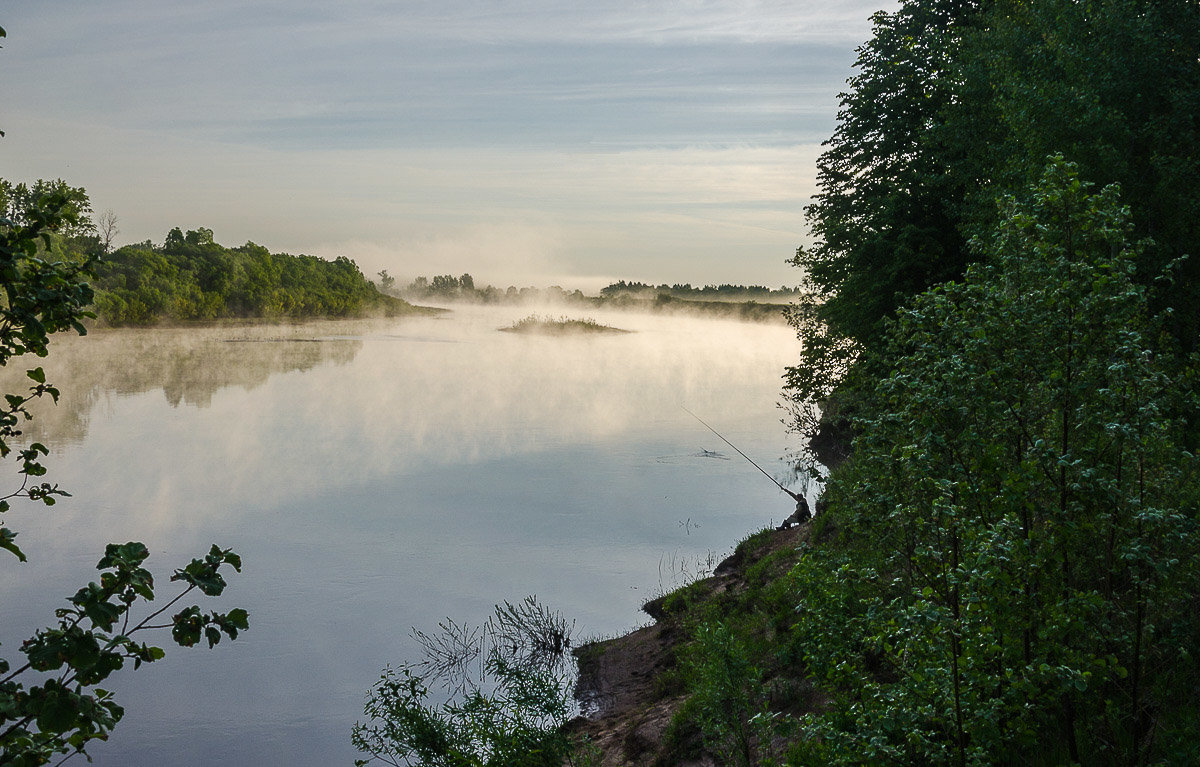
789;158;1200;765
353;597;597;767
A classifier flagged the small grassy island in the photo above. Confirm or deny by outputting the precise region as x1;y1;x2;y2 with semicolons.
499;314;630;335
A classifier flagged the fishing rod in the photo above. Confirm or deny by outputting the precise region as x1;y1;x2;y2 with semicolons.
681;406;798;499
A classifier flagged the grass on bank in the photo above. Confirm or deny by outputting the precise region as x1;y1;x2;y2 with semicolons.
499;315;630;335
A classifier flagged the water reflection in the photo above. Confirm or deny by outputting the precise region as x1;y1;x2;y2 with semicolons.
0;323;363;447
0;305;803;767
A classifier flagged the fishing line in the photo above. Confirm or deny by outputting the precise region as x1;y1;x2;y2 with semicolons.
681;405;796;498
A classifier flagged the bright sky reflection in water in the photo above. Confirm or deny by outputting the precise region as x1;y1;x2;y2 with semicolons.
0;304;804;766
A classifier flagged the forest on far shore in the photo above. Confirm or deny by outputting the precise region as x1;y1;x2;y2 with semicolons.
393;272;798;305
92;227;415;325
0;178;416;326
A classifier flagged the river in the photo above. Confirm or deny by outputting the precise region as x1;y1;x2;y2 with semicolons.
0;303;806;766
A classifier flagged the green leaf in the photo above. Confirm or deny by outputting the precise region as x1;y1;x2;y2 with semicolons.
1;527;27;561
171;606;202;647
226;608;250;630
35;686;81;733
171;547;240;595
98;541;150;570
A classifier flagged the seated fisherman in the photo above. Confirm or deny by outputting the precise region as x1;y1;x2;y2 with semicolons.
778;490;811;530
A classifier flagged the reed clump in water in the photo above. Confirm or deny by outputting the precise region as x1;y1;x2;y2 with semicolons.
499;314;630;335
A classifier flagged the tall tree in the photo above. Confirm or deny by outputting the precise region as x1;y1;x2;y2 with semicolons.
791;0;1200;404
792;160;1200;765
793;0;988;352
95;209;120;254
964;0;1200;350
785;0;992;440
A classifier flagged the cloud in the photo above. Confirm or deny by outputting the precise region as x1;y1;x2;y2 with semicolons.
2;108;818;286
66;0;892;46
2;0;883;286
7;1;863;148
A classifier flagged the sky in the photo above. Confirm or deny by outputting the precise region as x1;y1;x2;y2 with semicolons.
2;1;891;291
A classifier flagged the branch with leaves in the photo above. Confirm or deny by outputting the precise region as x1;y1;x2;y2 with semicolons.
0;174;249;766
0;544;247;766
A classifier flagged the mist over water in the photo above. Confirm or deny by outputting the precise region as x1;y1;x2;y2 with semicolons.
0;305;803;766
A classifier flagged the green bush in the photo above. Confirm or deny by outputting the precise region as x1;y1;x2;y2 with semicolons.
788;158;1200;765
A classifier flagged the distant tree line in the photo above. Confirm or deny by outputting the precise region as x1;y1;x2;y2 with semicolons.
599;281;798;300
398;273;587;305
394;274;797;306
391;272;791;323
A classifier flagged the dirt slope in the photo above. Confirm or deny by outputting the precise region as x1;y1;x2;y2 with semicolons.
566;524;813;766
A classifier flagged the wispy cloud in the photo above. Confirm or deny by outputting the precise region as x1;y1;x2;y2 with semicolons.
82;0;890;45
3;0;891;285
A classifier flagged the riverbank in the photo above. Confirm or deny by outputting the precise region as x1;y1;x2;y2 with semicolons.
596;294;788;324
568;520;820;766
404;294;791;325
85;297;447;329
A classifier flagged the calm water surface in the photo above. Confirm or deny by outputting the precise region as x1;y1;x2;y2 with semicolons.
0;304;805;766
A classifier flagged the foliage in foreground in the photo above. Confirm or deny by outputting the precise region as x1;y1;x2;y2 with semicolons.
1;544;247;765
663;160;1199;767
0;185;247;765
784;160;1200;765
353;597;597;767
774;2;1200;759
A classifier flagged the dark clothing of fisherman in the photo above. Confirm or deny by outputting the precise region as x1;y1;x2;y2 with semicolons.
778;491;811;529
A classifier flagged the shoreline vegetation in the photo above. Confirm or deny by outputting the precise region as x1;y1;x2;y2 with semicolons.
393;272;794;324
88;228;430;326
3;179;796;329
498;315;630;335
566;163;1200;767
